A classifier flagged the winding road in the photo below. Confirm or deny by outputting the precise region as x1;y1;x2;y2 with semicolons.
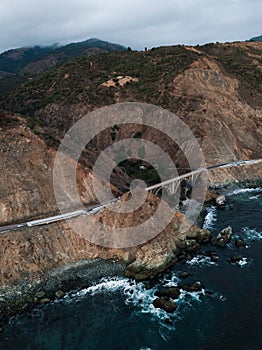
0;158;261;234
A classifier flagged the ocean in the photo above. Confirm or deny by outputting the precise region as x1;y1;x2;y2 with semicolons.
0;187;261;350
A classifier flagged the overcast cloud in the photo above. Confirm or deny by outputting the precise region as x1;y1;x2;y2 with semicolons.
0;0;261;53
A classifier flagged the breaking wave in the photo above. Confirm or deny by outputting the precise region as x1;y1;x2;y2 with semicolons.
226;187;262;197
187;255;217;267
242;227;262;241
203;206;217;230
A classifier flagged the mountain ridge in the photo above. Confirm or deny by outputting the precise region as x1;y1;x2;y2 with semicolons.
249;34;262;42
0;38;126;98
0;38;126;74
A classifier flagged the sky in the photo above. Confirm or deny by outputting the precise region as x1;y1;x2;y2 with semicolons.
0;0;261;53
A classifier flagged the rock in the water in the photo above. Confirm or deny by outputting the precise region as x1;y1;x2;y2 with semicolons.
177;253;187;262
164;318;173;325
180;281;203;292
211;226;232;247
153;297;178;313
235;239;247;248
204;250;219;262
35;291;46;299
55;290;65;299
215;195;226;207
178;272;192;279
196;230;211;243
210;255;219;262
155;287;181;300
40;298;50;304
228;256;242;263
176;239;200;252
186;229;211;243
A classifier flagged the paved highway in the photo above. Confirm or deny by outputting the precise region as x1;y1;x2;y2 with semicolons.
0;158;261;234
146;158;262;191
0;199;118;234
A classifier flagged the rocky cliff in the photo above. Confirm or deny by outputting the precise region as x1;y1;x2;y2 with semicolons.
0;191;209;286
0;41;261;291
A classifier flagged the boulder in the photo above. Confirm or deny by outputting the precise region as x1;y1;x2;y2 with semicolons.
203;250;219;262
155;287;181;300
176;239;200;252
40;298;50;304
210;255;219;262
196;230;211;243
215;195;226;207
35;290;46;299
179;281;203;292
186;229;211;243
178;272;192;279
235;239;247;248
211;226;232;247
228;256;242;263
164;318;173;325
55;290;65;299
153;297;178;313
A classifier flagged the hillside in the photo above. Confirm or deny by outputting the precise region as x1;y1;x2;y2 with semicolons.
0;109;209;288
0;38;126;74
0;38;126;98
249;35;262;42
0;41;261;290
2;41;262;183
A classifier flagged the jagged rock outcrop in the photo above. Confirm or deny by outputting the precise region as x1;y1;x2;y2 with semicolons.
211;226;232;247
153;297;178;313
0;112;96;224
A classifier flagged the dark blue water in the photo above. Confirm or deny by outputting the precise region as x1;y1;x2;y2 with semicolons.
0;187;261;350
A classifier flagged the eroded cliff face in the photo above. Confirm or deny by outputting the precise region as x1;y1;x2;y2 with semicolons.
0;42;261;289
0;112;207;287
0;192;208;286
0;111;130;224
168;54;262;183
0;113;97;224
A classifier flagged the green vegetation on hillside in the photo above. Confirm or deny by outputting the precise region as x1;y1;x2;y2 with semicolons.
0;39;126;74
1;46;200;114
0;39;126;99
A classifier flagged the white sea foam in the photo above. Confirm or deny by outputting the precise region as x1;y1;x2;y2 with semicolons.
62;273;225;334
73;277;133;297
203;206;217;230
70;277;161;319
161;274;180;287
242;227;262;241
237;258;249;267
229;257;251;267
249;194;261;200
187;255;217;267
178;289;205;302
226;187;262;197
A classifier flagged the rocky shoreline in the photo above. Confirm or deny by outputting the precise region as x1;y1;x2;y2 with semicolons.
0;179;261;326
209;177;262;192
0;259;125;326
